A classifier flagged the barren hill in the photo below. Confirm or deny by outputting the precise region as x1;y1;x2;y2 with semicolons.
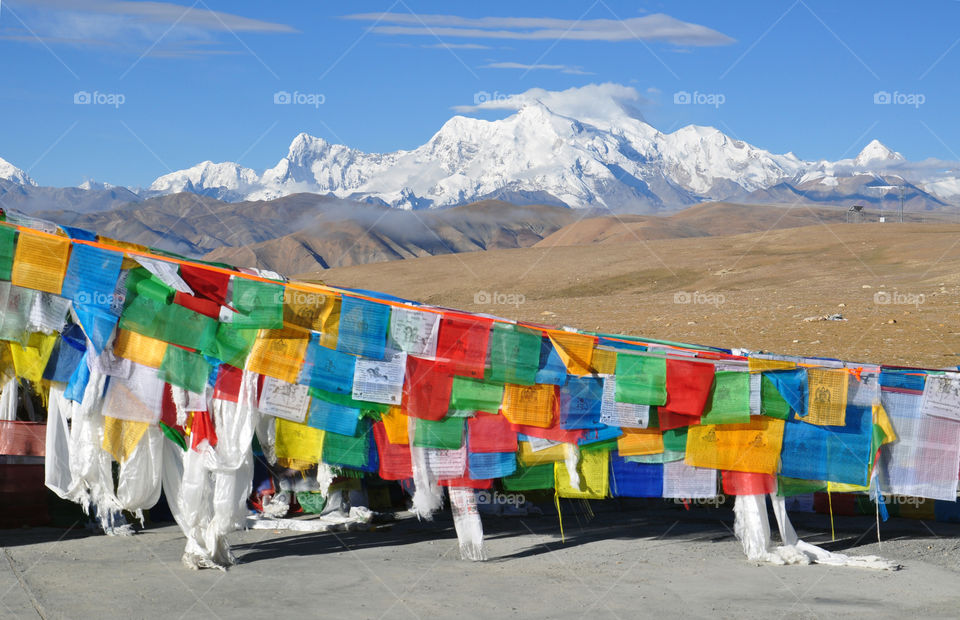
306;222;960;368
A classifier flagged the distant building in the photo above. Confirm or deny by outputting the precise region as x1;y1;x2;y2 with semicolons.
846;204;865;223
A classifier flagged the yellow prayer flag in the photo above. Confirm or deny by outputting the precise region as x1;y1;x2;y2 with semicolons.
555;448;609;499
114;328;168;368
381;406;409;445
275;417;324;463
684;417;785;474
283;287;340;348
748;357;796;373
9;332;57;384
590;348;617;375
617;427;664;456
805;368;849;426
246;327;309;383
549;332;595;376
873;402;897;445
501;383;557;428
102;416;149;463
11;230;71;294
518;441;567;465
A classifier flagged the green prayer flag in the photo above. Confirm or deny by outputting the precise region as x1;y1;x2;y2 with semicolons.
487;323;540;385
203;322;256;369
700;371;751;425
309;386;390;415
662;427;688;453
449;376;504;413
614;353;667;406
502;463;555;491
322;425;370;469
231;278;283;329
159;345;212;394
0;227;17;281
760;375;791;420
413;416;464;450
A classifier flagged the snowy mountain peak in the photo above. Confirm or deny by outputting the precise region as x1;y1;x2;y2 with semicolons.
0;157;36;186
855;139;904;167
79;179;115;191
148;160;259;201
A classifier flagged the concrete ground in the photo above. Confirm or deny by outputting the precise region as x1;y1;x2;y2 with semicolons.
3;503;960;620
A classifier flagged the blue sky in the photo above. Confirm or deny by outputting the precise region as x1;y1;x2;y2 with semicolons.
2;0;958;188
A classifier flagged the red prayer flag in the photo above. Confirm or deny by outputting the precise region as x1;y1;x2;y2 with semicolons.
663;359;715;417
174;291;222;319
436;312;492;379
190;410;218;451
179;264;230;305
467;413;518;454
212;364;244;403
373;422;412;480
402;355;453;421
721;471;777;496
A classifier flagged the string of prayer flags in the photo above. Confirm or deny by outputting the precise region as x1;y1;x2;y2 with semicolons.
336;296;390;360
487;323;541;385
614;352;667;406
548;331;596;376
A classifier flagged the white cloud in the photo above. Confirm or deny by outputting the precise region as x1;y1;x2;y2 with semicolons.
343;12;734;46
4;0;296;54
424;42;492;50
453;83;650;122
482;61;593;75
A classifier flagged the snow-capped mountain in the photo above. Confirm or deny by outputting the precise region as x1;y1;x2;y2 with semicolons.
142;91;952;212
0;156;36;186
147;161;260;202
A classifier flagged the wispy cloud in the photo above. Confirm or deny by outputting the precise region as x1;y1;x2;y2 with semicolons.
2;0;296;55
343;12;735;46
483;61;593;75
453;83;650;123
423;42;491;50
